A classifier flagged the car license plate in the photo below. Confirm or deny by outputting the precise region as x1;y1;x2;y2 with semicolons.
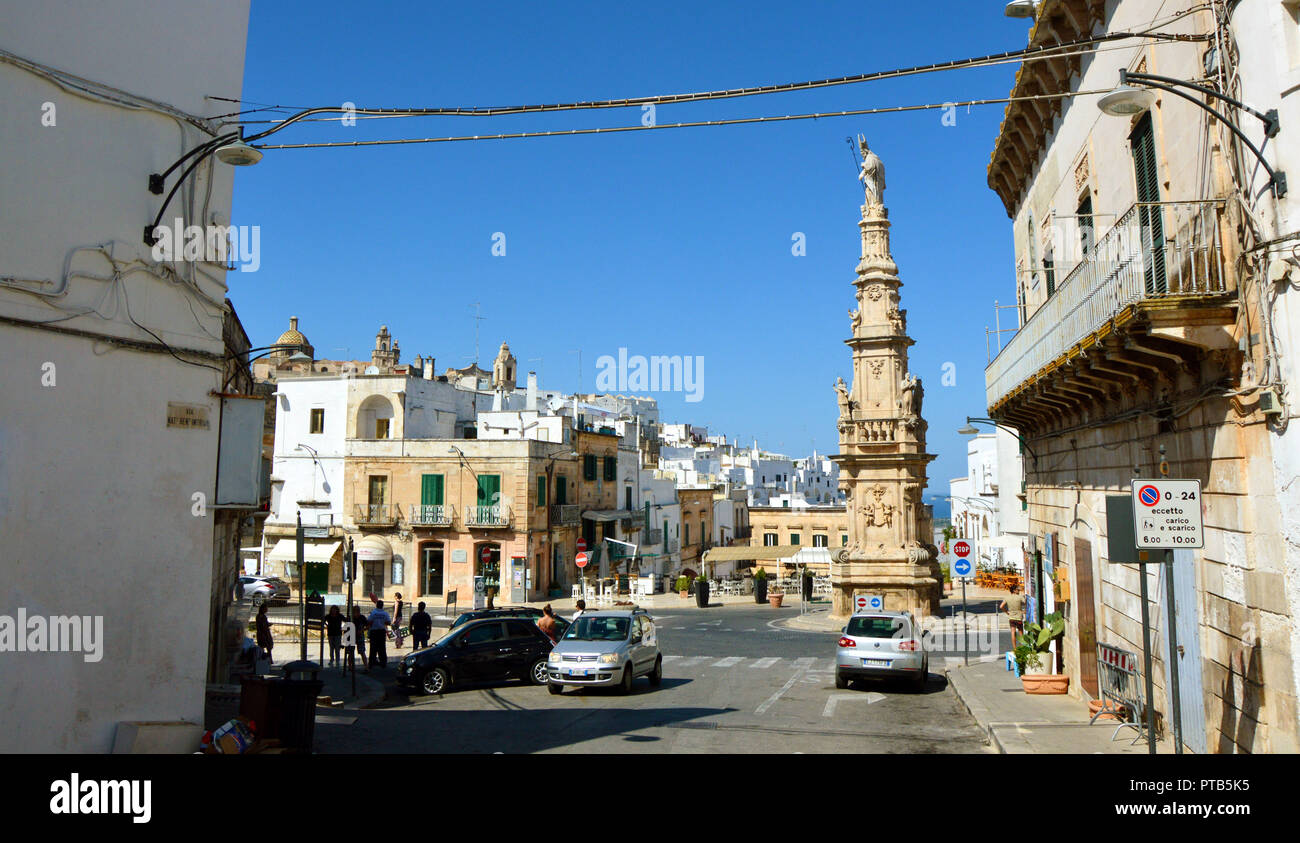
567;668;593;676
862;658;890;668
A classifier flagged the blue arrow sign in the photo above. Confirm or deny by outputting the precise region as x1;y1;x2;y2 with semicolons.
953;558;973;578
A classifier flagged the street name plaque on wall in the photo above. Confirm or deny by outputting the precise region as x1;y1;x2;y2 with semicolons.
166;402;210;430
1131;479;1204;549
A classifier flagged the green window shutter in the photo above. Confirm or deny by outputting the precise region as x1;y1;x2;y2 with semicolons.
1130;113;1167;294
604;456;617;482
556;475;568;505
790;533;800;545
684;522;690;545
537;475;547;508
421;474;444;506
477;474;500;505
584;454;596;481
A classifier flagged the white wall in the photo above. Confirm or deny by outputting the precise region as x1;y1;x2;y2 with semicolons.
0;0;250;751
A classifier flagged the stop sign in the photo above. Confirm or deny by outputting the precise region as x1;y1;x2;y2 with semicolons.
953;540;971;558
576;551;589;568
576;538;587;553
481;546;493;563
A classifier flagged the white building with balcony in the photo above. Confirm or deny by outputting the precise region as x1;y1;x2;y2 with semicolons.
982;0;1298;753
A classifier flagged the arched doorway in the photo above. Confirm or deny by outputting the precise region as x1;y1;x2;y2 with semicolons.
419;541;444;597
474;542;501;603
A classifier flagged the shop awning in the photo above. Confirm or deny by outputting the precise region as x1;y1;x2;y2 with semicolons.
790;547;834;566
267;538;341;563
356;534;393;562
701;545;803;563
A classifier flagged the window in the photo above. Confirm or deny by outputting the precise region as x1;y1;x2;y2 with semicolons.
506;620;539;639
625;487;633;511
1130;112;1167;294
789;533;801;545
309;408;324;434
477;474;501;507
603;456;617;482
368;475;388;507
841;534;849;546
375;418;390;439
537;475;547;508
421;543;443;595
813;534;828;547
846;616;907;638
1077;195;1095;257
556;475;568;505
391;557;403;585
764;533;778;546
684;522;690;546
583;454;597;481
464;622;505;645
420;474;444;506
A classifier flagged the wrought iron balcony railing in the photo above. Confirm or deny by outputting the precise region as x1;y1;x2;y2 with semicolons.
466;504;511;528
549;504;579;526
986;200;1228;409
354;503;400;526
408;504;453;526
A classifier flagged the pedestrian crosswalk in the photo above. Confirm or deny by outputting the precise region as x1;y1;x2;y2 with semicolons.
662;655;835;672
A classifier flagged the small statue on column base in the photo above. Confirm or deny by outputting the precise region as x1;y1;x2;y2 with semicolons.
834;377;853;421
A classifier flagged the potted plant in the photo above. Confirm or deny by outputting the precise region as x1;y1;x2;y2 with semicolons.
675;576;690;598
753;568;769;604
1016;612;1069;694
694;573;710;608
768;585;785;608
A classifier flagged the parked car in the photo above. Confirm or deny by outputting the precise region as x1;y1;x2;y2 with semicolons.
449;607;569;638
835;610;928;691
396;617;556;695
546;608;662;695
239;575;290;606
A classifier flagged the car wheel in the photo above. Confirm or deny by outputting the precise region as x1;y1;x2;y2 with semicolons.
648;656;662;687
529;659;549;686
835;671;849;690
618;665;633;695
548;682;563;695
421;667;448;696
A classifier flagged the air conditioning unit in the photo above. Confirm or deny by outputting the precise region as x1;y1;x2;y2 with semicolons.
1259;387;1284;417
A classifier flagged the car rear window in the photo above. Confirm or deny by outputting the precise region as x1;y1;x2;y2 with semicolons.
847;616;907;638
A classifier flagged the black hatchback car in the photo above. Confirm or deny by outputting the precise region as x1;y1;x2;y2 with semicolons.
396;617;557;695
449;606;569;635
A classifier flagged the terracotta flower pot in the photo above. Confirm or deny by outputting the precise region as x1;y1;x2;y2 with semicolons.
768;593;785;607
679;590;688;598
1021;674;1070;694
1088;698;1128;721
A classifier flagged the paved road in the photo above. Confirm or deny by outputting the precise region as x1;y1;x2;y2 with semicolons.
313;604;994;753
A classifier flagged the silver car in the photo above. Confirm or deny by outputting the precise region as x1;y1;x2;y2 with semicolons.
835;610;928;691
546;609;663;694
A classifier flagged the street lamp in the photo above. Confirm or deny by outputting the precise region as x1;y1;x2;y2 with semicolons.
1098;68;1285;197
958;416;1038;464
145;130;261;245
1003;0;1038;18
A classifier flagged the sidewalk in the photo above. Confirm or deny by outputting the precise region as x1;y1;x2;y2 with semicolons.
946;660;1174;754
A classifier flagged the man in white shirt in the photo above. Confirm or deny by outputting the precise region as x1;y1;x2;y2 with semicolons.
367;600;393;669
572;599;586;620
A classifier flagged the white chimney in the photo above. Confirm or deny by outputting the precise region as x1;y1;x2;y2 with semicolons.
526;371;538;412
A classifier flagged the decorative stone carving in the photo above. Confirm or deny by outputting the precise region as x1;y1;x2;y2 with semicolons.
865;284;885;302
869;360;884;379
1074;153;1090;193
848;306;862;334
834;377;852;420
887;305;904;333
858;134;886;212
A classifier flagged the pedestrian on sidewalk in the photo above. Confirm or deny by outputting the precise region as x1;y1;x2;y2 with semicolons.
255;604;274;665
367;600;393;669
410;601;432;651
392;592;406;650
537;604;559;644
1000;583;1026;648
325;605;344;667
350;605;367;667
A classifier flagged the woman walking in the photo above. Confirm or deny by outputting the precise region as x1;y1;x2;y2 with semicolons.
392;592;406;650
255;604;274;665
324;605;344;667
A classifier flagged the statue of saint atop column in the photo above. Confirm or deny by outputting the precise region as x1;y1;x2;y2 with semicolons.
858;134;886;211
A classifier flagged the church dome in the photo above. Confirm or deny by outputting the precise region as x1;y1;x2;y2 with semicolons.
274;317;313;358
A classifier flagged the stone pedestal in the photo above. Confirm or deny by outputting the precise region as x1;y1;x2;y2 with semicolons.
830;181;941;620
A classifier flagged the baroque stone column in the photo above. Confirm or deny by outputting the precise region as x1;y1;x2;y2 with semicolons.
830;139;941;619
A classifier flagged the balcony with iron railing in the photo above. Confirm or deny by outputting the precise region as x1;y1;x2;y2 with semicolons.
549;504;579;526
465;504;512;528
354;503;401;526
408;503;454;527
986;200;1232;411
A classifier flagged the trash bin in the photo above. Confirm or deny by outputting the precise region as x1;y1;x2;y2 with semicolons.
278;660;323;754
238;674;284;741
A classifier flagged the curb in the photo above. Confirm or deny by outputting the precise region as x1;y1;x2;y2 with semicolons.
945;665;1006;754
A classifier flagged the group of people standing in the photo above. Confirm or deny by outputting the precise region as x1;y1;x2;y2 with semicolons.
253;591;436;672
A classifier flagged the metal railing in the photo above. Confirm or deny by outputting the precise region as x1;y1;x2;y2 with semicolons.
354;503;400;525
408;504;453;526
549;503;579;526
466;504;511;528
986;201;1229;408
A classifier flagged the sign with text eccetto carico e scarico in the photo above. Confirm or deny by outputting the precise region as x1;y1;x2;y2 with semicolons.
1131;479;1204;549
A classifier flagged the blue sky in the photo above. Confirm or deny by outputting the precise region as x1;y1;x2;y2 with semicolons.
228;0;1033;491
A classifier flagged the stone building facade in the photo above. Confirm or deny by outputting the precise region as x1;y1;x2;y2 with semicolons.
983;0;1298;752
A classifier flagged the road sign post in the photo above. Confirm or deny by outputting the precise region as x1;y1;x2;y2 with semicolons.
953;541;973;666
1132;479;1200;755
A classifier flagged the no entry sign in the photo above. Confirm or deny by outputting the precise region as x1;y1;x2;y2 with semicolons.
576;538;588;553
575;551;589;568
481;546;493;563
1131;479;1204;549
